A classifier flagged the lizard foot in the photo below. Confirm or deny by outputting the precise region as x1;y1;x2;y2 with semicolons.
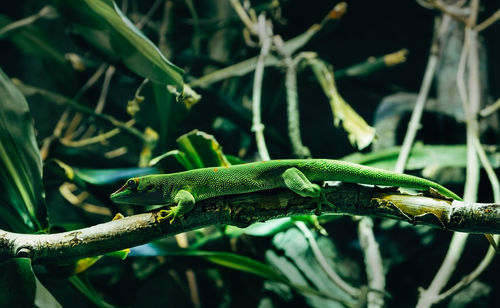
157;206;181;224
314;201;323;216
313;193;337;216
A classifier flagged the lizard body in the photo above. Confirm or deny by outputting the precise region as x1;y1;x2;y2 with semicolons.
110;159;498;251
110;159;461;220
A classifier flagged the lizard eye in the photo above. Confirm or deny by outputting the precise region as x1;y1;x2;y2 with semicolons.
127;179;138;190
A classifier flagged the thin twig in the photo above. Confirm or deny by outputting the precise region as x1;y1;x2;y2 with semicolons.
435;235;498;303
416;0;468;24
455;24;477;199
40;64;108;159
358;217;385;308
58;183;112;216
189;9;334;89
229;0;256;34
433;6;500;301
471;137;500;202
136;0;163;30
434;143;500;302
393;21;464;305
478;97;500;117
59;120;135;147
158;1;174;59
474;7;500;32
184;0;201;54
394;16;449;173
417;1;496;305
417;15;472;308
0;5;57;38
416;233;469;308
40;109;70;160
15;81;147;142
295;221;360;298
95;66;115;114
251;14;272;161
285;58;310;157
274;37;311;158
74;64;109;101
60;64;113;144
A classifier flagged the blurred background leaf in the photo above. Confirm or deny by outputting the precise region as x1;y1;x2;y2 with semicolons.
0;67;47;233
0;258;62;307
150;129;231;171
51;0;184;89
0;0;499;307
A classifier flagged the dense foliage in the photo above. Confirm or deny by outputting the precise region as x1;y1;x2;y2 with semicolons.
1;0;500;307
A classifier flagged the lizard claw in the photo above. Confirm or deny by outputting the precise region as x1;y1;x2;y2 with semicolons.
158;206;180;224
313;193;337;216
320;192;337;212
314;201;323;216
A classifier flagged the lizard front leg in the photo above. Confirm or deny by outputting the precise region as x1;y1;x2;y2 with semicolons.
281;168;336;214
158;189;195;224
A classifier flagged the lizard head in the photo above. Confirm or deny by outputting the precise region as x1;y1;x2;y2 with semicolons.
110;177;164;205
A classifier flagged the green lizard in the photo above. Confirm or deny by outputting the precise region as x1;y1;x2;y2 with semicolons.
110;158;463;216
110;159;497;249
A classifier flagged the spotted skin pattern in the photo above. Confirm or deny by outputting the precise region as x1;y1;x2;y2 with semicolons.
110;159;500;250
110;159;462;221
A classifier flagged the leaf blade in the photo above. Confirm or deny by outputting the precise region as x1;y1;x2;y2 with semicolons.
52;0;184;89
0;68;47;232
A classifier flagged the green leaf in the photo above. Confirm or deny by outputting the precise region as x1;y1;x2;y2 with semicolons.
178;250;289;284
268;228;354;306
76;167;159;185
133;246;349;304
129;245;288;282
341;143;499;171
52;0;184;89
150;130;231;171
0;258;61;308
46;159;158;187
225;154;246;165
189;16;329;88
307;58;375;150
68;276;121;308
149;149;194;172
175;129;231;169
225;218;296;237
0;67;47;232
152;83;189;152
197;250;352;304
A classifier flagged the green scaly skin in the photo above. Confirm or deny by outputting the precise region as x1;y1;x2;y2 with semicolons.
110;159;461;222
110;159;499;251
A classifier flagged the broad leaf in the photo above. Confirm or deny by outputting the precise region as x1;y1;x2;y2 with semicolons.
52;0;184;90
0;258;61;308
175;129;231;168
307;58;375;150
0;67;47;232
341;143;499;171
68;276;120;308
46;159;158;187
129;245;347;303
152;82;189;152
150;130;231;171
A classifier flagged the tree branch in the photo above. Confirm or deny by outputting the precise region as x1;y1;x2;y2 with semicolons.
1;183;499;263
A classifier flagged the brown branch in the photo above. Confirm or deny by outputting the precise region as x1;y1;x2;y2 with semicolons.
1;183;499;264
